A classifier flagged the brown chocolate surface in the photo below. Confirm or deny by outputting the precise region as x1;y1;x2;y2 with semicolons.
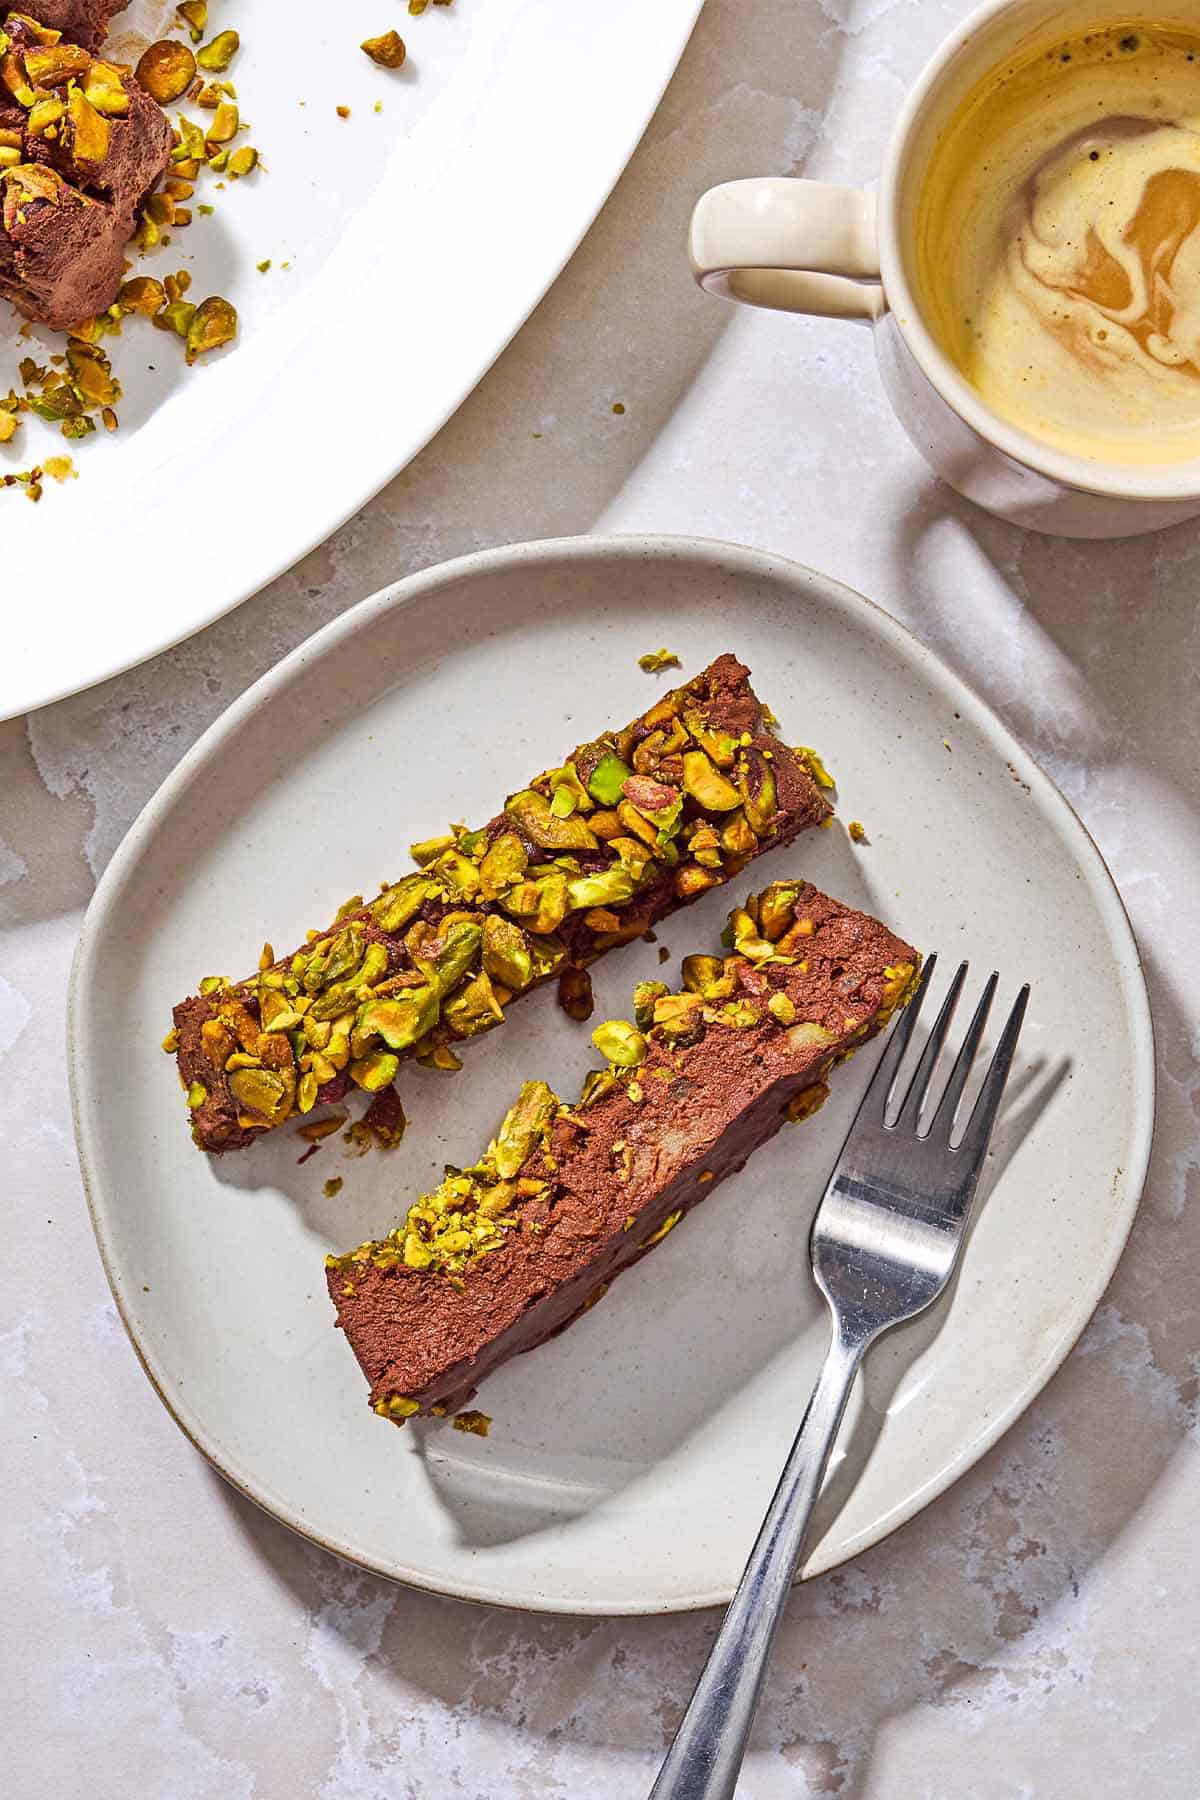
327;882;918;1420
174;656;832;1154
0;13;170;329
3;2;127;51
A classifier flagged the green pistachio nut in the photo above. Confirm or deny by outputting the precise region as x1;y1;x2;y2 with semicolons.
358;986;440;1050
591;1018;648;1067
502;871;569;935
434;850;482;898
478;831;528;898
410;833;457;867
443;971;505;1038
633;979;669;1028
652;992;705;1043
585;748;632;806
682;705;739;769
565;866;637;913
737;748;779;834
505;788;599;851
579;1067;620;1109
481;915;534;991
680;954;731;999
228;1066;289;1119
493;1079;558;1178
548;761;592;815
757;881;802;941
372;875;434;934
349;1050;400;1093
682;749;741;813
422;920;483;995
526;933;567;980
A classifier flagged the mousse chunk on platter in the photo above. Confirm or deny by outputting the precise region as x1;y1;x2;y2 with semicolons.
2;1;126;51
169;655;833;1155
327;880;918;1424
0;7;172;329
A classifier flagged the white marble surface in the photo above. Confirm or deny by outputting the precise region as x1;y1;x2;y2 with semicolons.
4;0;1199;1793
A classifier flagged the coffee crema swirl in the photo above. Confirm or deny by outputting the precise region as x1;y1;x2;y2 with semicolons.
916;23;1200;463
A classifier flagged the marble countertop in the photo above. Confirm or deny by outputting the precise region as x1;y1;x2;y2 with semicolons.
5;0;1198;1793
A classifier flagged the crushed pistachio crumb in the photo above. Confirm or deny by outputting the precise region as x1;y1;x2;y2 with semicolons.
848;819;868;843
362;30;407;68
324;1177;344;1199
797;746;835;789
453;1410;491;1438
638;647;682;674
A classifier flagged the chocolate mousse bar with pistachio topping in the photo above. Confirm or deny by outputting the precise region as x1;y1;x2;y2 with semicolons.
327;880;919;1423
0;9;172;330
170;655;834;1154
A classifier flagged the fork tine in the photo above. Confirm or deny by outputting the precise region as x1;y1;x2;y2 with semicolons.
893;960;968;1132
927;970;999;1142
857;953;938;1127
954;983;1030;1161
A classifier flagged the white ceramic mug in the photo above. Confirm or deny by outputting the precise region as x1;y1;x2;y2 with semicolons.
689;0;1200;539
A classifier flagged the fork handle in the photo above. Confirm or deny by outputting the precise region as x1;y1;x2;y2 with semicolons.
649;1322;868;1800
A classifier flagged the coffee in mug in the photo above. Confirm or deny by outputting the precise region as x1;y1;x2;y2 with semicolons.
915;22;1200;464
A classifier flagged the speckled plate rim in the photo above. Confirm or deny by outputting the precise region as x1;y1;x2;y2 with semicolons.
67;534;1156;1616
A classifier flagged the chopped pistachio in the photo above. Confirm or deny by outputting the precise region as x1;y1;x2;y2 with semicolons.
185;295;237;363
797;745;835;790
481;915;533;992
585;749;631;806
136;40;196;103
361;30;407;68
197;29;240;72
557;965;594;1022
206;98;238;143
632;979;669;1028
349;1050;400;1093
177;0;208;41
453;1410;491;1437
185;1080;207;1109
848;819;868;843
118;275;166;315
652;991;705;1043
638;647;681;674
493;1080;557;1178
591;1018;647;1067
67;86;110;162
787;1081;830;1123
84;59;130;115
767;992;797;1025
682;749;740;812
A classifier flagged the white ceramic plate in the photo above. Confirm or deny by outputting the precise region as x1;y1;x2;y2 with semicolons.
0;0;703;721
69;537;1154;1615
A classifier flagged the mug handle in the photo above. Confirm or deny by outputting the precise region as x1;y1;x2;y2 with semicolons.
689;177;884;321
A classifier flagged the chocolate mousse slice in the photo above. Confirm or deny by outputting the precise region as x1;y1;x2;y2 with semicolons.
171;656;834;1155
326;880;919;1423
0;11;171;329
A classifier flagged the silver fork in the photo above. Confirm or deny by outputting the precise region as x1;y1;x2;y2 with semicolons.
650;956;1029;1800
